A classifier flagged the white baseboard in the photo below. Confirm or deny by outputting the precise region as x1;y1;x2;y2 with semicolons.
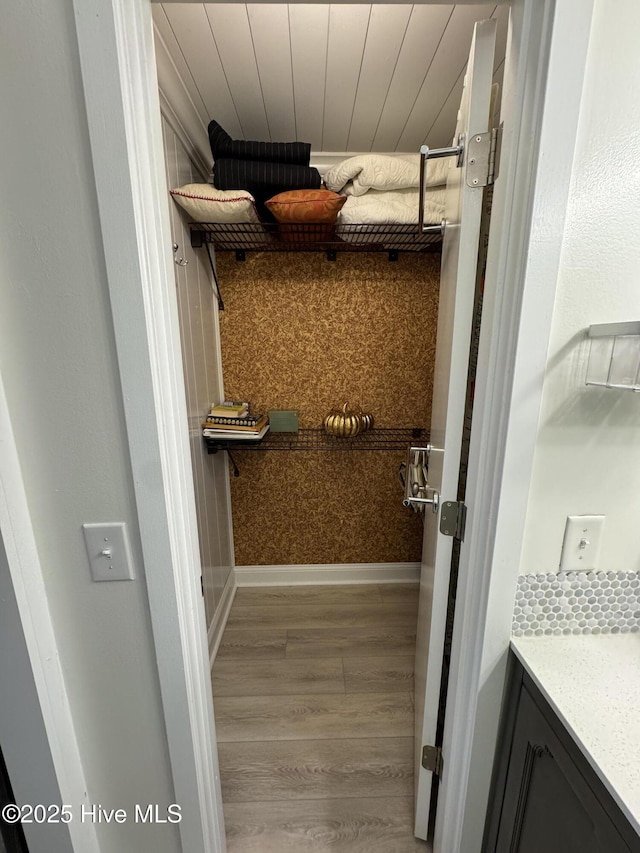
234;562;420;587
207;570;237;667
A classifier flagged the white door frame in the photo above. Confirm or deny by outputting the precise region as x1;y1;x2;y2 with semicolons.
0;379;99;853
435;1;596;849
69;1;227;850
414;17;497;839
0;534;75;853
0;1;593;852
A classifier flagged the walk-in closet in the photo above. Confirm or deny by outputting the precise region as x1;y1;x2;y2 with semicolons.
156;4;507;849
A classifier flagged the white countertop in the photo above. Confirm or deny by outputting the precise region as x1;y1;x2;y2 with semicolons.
511;633;640;836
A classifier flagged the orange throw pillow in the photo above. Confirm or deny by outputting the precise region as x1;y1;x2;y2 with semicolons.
265;189;346;223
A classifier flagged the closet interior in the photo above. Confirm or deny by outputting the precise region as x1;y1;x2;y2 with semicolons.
156;3;507;848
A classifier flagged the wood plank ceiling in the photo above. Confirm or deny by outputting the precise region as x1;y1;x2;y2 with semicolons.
153;3;508;154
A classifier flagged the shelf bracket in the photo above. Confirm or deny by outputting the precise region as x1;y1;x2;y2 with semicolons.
204;242;225;311
226;449;240;477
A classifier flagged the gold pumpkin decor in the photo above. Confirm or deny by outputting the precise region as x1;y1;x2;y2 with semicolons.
323;403;363;437
360;411;375;432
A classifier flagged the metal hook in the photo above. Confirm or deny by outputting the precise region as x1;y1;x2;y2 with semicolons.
173;243;188;266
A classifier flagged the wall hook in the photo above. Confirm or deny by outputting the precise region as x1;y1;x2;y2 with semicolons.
173;243;188;266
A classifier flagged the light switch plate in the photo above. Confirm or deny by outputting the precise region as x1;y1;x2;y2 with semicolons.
559;515;605;572
83;522;135;582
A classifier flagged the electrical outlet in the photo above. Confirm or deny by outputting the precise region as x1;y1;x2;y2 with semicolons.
559;515;605;572
83;522;135;582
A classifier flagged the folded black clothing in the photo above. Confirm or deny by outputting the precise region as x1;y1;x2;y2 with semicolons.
208;119;311;166
214;158;321;220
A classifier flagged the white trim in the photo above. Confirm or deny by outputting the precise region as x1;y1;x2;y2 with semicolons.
234;562;420;587
208;572;237;667
414;17;498;842
435;1;597;852
0;380;100;853
72;2;225;851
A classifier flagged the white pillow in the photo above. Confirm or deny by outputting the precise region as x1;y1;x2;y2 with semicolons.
170;183;260;223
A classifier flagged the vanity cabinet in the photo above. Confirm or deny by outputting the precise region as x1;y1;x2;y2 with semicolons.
484;654;640;853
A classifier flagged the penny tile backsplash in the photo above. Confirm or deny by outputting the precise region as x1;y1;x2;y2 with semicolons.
512;571;640;637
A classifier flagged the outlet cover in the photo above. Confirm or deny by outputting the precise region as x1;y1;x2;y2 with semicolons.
559;515;605;572
83;522;135;582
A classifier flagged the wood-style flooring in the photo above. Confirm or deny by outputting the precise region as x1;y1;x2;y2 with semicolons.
212;583;430;852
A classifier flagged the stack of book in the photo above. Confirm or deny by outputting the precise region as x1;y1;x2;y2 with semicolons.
202;401;269;442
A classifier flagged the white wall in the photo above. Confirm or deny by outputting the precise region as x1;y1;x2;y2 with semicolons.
0;2;179;851
153;17;211;177
161;114;234;637
0;533;74;853
520;0;640;575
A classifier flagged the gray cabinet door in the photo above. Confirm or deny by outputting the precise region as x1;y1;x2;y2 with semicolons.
491;678;637;853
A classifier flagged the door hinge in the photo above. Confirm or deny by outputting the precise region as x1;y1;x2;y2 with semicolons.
422;745;443;776
200;576;204;597
466;124;502;188
439;501;467;540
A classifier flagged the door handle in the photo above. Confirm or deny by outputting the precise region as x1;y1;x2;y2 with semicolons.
418;134;464;233
402;446;439;513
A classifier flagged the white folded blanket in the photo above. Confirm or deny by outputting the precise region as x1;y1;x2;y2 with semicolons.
338;187;446;225
324;153;449;197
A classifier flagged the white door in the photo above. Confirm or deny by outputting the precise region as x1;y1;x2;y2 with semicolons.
412;19;497;841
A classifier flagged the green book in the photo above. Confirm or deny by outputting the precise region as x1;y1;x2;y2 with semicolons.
268;409;299;433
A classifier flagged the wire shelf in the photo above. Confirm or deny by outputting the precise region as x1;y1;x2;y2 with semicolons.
190;222;442;257
204;427;429;454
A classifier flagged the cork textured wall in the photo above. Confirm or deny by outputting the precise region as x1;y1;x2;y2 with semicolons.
217;252;440;566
